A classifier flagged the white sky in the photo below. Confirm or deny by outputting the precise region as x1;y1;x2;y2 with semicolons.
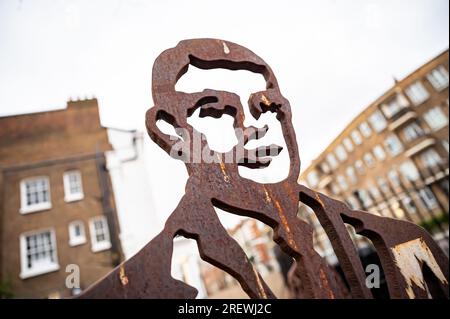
1;0;449;231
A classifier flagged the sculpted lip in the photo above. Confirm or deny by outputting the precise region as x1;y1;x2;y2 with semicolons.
238;144;283;169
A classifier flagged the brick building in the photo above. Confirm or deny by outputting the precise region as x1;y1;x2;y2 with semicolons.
0;98;123;298
299;50;449;265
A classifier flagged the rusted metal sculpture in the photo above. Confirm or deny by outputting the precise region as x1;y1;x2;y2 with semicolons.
78;39;449;299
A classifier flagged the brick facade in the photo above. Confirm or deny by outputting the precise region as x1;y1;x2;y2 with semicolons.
0;99;123;298
299;50;449;264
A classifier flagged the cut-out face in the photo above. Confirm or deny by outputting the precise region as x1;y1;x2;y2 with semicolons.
183;74;291;183
147;39;301;185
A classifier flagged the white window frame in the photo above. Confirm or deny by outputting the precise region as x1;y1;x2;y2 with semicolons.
351;130;363;145
20;176;52;214
89;216;111;253
359;122;372;138
368;184;381;199
381;98;403;119
419;188;438;210
346;196;360;210
355;160;365;175
346;166;357;185
402;196;417;215
423;106;448;131
306;171;319;188
403;122;424;142
443;140;449;153
330;183;340;195
388;169;400;187
326;153;339;170
343;137;354;152
426;65;449;91
320;162;331;174
68;220;87;247
377;177;389;193
335;145;347;162
337;175;348;191
357;189;373;208
369;110;387;132
20;228;59;279
63;170;84;202
373;145;386;161
399;161;420;181
420;149;442;168
405;81;430;106
384;134;404;156
363;152;376;168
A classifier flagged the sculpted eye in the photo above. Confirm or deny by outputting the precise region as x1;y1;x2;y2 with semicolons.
249;91;285;121
187;107;238;153
188;92;238;120
187;96;218;117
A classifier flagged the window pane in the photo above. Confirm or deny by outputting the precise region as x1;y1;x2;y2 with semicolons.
420;149;442;168
25;231;56;270
363;152;375;167
320;162;330;174
424;107;448;131
337;175;348;191
91;217;110;248
356;190;372;208
355;160;365;174
306;171;319;188
368;184;381;199
346;166;357;184
343;138;354;152
326;153;338;169
399;161;419;181
369;110;387;132
381;95;406;119
335;145;347;162
419;188;438;209
405;81;429;105
427;66;449;91
373;145;386;161
351;130;362;145
65;171;83;198
403;122;424;142
24;178;50;207
384;134;403;156
402;197;417;214
359;122;372;138
388;169;400;187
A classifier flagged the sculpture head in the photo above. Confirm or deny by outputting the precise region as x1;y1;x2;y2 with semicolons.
146;39;300;185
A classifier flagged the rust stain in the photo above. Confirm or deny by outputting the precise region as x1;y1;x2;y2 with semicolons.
263;187;272;203
119;265;129;286
314;193;325;208
252;265;267;299
260;94;270;106
216;154;230;183
319;268;335;299
283;183;298;203
391;237;448;298
264;186;298;250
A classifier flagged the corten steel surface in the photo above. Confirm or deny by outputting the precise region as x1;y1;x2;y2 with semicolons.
78;39;449;299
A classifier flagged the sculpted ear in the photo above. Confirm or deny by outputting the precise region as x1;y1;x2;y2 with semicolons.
145;107;189;160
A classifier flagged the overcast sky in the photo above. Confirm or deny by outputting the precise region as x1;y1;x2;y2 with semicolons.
1;0;449;232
